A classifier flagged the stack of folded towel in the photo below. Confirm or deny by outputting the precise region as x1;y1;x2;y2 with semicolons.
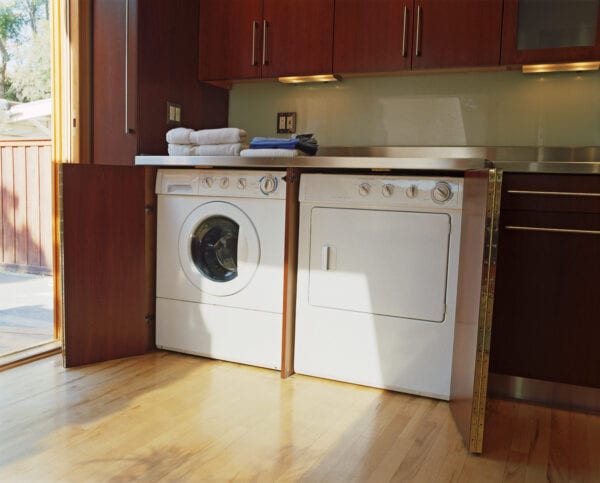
166;127;247;156
240;134;319;157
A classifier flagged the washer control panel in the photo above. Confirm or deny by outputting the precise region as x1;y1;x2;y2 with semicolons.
156;169;287;199
299;174;463;209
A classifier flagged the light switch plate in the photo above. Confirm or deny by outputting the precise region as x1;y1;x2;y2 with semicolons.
167;102;182;125
277;112;296;133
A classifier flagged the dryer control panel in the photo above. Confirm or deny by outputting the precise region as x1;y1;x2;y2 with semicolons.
299;174;463;210
156;169;287;200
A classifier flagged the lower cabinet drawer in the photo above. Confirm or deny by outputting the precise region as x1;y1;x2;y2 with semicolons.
490;199;600;388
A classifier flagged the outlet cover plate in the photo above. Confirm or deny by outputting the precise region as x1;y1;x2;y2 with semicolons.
277;112;296;134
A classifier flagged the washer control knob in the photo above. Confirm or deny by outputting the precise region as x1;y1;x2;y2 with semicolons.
382;184;394;197
260;175;278;195
237;178;247;190
202;176;214;188
220;177;230;189
406;185;418;199
359;182;371;196
432;181;453;203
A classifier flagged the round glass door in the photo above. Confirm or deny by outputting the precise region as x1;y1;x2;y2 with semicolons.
191;216;239;282
179;201;260;296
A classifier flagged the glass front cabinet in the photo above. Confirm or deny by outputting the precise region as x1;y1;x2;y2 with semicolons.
502;0;600;64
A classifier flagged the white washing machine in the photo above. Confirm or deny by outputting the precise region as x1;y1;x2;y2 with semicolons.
294;174;463;399
155;169;286;369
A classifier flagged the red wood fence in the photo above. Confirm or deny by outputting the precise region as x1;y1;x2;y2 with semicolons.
0;139;53;275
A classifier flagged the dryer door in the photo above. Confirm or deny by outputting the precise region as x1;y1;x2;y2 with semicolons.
179;201;260;296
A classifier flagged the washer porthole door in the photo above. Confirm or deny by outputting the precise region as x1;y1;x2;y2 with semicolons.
179;201;260;296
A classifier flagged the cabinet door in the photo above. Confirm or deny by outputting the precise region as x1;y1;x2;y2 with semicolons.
93;0;138;165
333;0;413;73
412;0;503;69
490;174;600;388
262;0;334;78
198;0;263;81
62;165;152;367
502;0;600;64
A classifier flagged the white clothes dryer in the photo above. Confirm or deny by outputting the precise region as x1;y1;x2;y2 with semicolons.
155;169;286;369
294;173;463;399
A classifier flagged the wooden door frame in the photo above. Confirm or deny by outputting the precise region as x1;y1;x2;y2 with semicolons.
51;0;92;348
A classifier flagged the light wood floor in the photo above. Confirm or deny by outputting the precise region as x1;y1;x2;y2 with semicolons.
0;352;598;482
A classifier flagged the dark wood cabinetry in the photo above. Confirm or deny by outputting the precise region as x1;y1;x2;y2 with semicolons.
93;0;229;165
502;0;600;65
333;0;503;74
490;174;600;388
198;0;334;81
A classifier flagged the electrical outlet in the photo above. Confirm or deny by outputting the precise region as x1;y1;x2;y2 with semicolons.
167;102;182;125
277;112;297;134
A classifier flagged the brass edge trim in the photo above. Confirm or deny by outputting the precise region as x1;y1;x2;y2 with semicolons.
469;168;502;453
507;190;600;197
505;226;600;235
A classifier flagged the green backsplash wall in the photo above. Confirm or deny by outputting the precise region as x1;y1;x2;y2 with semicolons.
228;70;600;147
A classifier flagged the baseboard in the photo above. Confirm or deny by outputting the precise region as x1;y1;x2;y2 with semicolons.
488;372;600;413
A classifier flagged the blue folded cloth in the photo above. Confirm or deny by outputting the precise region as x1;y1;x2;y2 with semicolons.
249;136;318;155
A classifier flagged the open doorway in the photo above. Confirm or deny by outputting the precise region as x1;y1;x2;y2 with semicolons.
0;0;58;366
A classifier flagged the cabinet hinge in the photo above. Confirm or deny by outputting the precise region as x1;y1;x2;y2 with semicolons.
145;313;155;324
145;204;155;215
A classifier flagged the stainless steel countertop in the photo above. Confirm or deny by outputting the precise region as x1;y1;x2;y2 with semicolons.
135;146;600;174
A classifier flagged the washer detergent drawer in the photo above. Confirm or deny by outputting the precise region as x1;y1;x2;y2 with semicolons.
308;208;451;322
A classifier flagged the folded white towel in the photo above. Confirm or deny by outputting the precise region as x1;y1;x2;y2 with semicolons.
190;128;247;145
166;128;193;145
168;144;194;156
192;143;245;156
240;148;304;158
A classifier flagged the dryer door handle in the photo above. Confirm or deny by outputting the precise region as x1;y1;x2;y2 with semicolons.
321;245;335;271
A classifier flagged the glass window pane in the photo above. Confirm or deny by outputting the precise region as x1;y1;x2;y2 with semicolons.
191;216;239;282
517;0;599;50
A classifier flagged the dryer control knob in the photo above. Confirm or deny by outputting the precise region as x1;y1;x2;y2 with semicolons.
260;175;278;195
359;182;371;196
406;185;418;199
432;181;453;203
382;184;394;197
237;178;247;190
220;177;230;189
203;176;214;188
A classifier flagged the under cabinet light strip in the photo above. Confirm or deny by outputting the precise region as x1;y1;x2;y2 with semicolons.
522;61;600;74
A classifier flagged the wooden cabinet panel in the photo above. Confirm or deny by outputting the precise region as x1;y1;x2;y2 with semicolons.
490;173;600;388
333;0;412;73
62;165;150;367
502;0;600;65
333;0;502;75
198;0;334;80
262;0;334;78
92;0;137;165
412;0;503;69
199;0;263;81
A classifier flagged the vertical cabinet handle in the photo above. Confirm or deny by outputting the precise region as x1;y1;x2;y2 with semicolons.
124;0;129;134
415;4;422;57
402;6;408;57
251;21;258;66
262;20;268;65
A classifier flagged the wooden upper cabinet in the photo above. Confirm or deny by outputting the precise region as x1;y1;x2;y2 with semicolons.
262;0;334;78
198;0;263;81
333;0;413;73
93;0;138;165
333;0;502;74
198;0;334;80
501;0;600;65
412;0;503;69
